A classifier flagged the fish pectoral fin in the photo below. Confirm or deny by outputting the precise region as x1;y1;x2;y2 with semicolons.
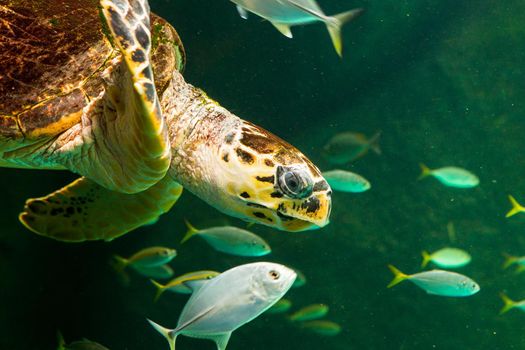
270;22;293;38
211;332;232;350
236;5;249;19
174;305;216;333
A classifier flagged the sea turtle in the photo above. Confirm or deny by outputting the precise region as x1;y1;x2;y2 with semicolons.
0;0;331;242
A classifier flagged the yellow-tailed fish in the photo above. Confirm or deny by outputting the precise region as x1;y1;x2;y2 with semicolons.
506;195;525;218
421;248;471;269
322;169;371;193
387;265;480;297
231;0;363;57
499;292;525;315
265;298;293;314
181;220;271;257
148;262;296;350
288;303;329;322
300;320;341;336
151;270;220;301
112;246;177;271
133;264;174;280
418;164;479;188
323;131;381;164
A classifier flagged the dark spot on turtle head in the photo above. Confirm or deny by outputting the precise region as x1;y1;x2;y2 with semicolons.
66;207;75;215
108;8;134;49
132;49;146;63
143;82;156;102
225;132;235;144
236;148;255;164
135;24;150;50
313;180;330;192
277;211;294;221
240;133;275;154
264;159;274;167
253;211;267;219
270;192;283;198
300;197;320;214
240;192;250;199
256;175;275;184
247;202;267;209
222;153;229;162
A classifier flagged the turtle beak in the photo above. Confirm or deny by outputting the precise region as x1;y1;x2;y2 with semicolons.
277;186;332;232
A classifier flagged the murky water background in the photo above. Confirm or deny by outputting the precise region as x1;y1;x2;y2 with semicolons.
2;0;525;349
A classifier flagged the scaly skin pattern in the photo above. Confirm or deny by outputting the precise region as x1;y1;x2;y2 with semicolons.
162;71;331;231
1;0;331;232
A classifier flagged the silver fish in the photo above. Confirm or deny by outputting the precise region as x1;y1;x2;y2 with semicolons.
231;0;363;56
148;262;296;350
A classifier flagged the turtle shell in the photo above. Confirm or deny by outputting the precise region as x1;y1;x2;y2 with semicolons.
0;0;185;144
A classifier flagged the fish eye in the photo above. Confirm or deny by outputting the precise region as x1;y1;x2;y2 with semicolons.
269;270;280;280
276;166;313;199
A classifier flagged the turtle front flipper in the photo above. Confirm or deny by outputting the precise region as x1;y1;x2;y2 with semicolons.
18;176;182;242
52;0;171;194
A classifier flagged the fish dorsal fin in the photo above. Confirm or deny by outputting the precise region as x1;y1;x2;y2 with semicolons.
174;305;215;333
211;332;232;350
270;22;293;38
236;5;249;19
183;279;209;293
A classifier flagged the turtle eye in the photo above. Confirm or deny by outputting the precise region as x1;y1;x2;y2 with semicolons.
277;166;313;199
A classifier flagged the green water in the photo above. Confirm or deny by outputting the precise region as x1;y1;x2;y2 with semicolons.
2;0;525;349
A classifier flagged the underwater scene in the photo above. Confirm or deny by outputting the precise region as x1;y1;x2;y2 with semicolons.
1;0;525;349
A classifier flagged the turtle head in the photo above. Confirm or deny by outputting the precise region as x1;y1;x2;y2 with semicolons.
212;121;332;231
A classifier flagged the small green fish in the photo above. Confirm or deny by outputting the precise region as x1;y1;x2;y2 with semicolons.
133;264;174;280
181;220;271;257
322;169;370;193
387;265;480;297
113;247;177;270
57;332;109;350
288;304;329;322
418;164;479;188
265;298;293;314
499;292;525;315
506;195;525;218
231;0;363;57
151;270;220;301
323;131;381;164
300;320;341;336
421;248;471;268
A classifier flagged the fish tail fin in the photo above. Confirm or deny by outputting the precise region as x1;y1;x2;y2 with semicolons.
147;319;177;350
418;163;432;180
369;131;382;155
387;264;409;288
326;8;364;57
506;195;525;218
421;251;432;268
515;265;525;275
109;255;131;285
150;279;166;302
499;292;516;315
181;219;199;244
502;253;518;269
111;255;129;272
